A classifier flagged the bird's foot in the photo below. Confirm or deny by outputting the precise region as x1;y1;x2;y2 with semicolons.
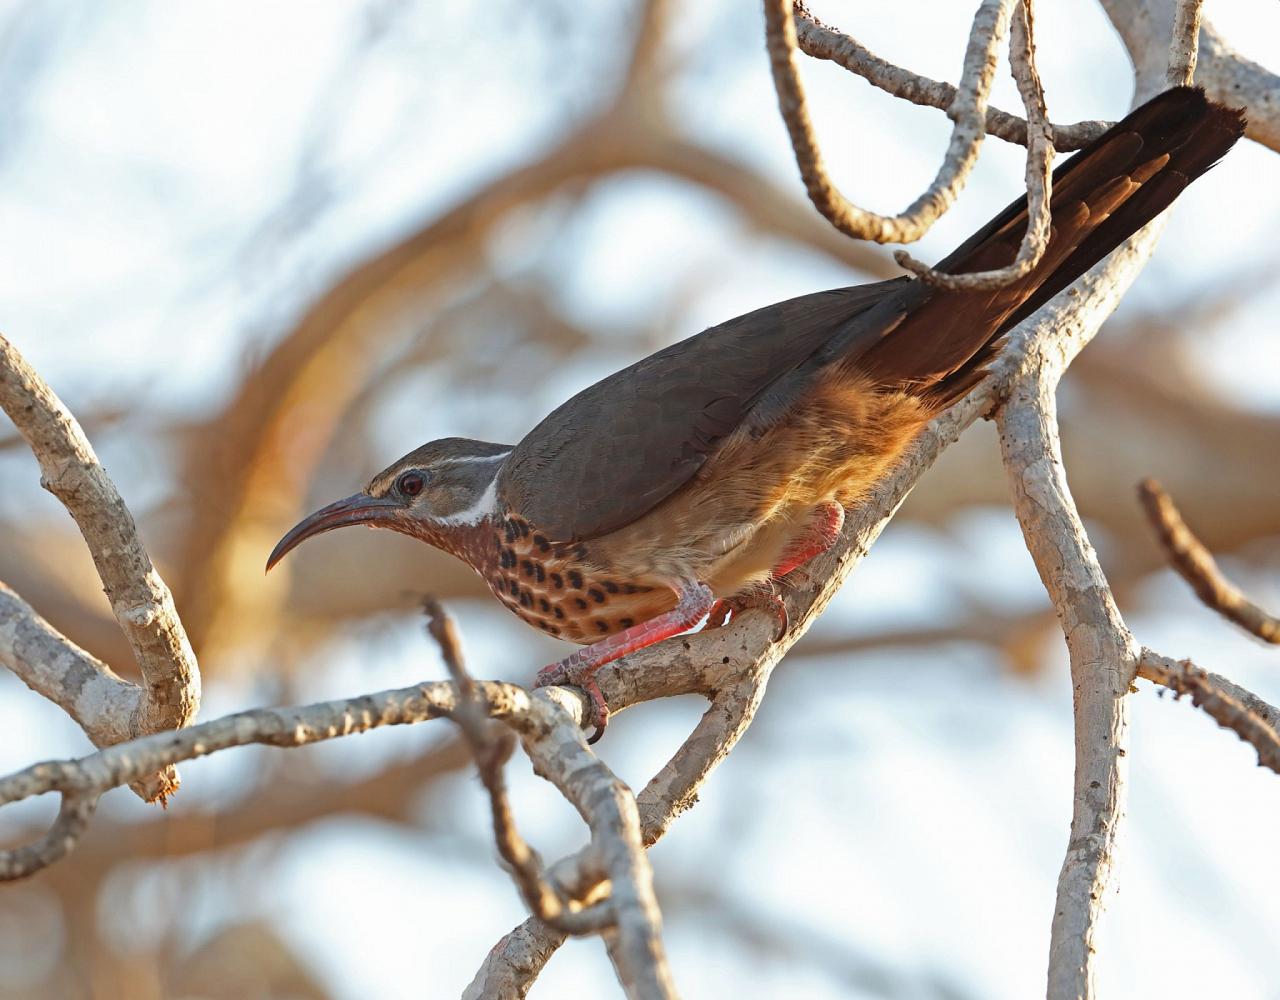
773;501;845;579
534;581;715;744
705;582;789;641
534;659;610;743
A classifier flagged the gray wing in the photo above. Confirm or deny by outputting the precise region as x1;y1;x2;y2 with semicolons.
496;279;910;542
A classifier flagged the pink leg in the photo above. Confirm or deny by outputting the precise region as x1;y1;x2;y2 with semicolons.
773;501;845;578
706;502;845;635
535;581;715;743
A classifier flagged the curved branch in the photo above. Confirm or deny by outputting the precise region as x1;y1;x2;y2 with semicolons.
895;0;1056;289
0;792;98;881
0;335;200;801
793;6;1108;150
0;583;142;745
766;0;1015;244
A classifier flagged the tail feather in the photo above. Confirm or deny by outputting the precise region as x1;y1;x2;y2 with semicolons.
850;86;1245;404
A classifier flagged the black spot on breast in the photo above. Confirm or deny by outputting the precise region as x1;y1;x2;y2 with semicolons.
574;597;589;610
603;581;619;594
548;625;561;637
519;591;532;608
504;522;517;543
620;617;634;628
568;570;583;589
500;549;516;569
539;597;550;613
533;534;550;552
596;620;609;633
553;606;565;619
521;560;534;577
588;588;605;604
507;579;520;597
534;564;545;583
551;572;564;589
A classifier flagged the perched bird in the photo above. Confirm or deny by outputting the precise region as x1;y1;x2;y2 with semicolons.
268;88;1243;740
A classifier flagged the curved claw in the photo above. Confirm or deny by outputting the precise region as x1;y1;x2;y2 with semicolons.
704;599;734;630
702;587;788;641
534;662;611;744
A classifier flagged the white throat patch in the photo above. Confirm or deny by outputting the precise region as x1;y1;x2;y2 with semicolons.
434;453;508;526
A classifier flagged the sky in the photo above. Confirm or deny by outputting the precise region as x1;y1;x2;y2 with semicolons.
1;2;1279;998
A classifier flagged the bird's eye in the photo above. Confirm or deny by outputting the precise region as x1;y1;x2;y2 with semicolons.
397;471;426;497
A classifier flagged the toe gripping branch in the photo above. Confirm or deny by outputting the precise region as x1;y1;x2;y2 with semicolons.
534;582;715;744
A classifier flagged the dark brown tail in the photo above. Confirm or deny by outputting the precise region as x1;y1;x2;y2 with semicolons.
855;87;1246;407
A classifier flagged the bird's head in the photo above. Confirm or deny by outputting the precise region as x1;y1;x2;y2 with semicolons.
265;437;511;571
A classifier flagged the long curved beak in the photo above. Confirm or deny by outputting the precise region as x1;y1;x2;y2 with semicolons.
265;492;403;572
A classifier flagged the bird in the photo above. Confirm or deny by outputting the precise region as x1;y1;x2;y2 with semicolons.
267;88;1243;741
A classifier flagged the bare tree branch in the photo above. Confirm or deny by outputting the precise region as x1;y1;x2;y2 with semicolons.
0;792;98;881
1101;0;1280;142
0;669;677;997
0;334;200;801
1137;650;1280;774
1166;0;1204;88
766;0;1015;245
793;5;1109;150
998;379;1136;1000
0;582;142;745
1137;479;1280;643
424;599;614;936
895;0;1055;289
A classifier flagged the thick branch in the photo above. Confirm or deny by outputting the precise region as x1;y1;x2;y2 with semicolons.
0;335;200;801
998;383;1135;1000
0;583;142;746
1102;0;1280;144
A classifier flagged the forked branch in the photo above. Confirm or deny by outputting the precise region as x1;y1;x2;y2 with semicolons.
0;334;201;801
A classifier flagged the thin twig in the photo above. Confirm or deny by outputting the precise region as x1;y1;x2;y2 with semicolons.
895;0;1055;289
1137;479;1280;643
1167;0;1205;88
793;4;1108;151
423;599;613;936
0;793;99;881
1137;650;1280;774
765;0;1015;244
